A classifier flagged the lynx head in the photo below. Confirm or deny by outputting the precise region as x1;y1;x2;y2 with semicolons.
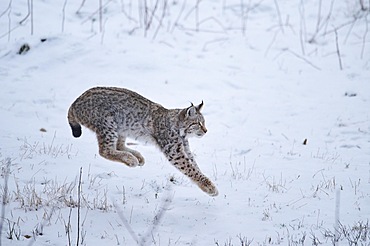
179;101;207;138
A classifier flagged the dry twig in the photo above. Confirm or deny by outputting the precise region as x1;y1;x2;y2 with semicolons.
334;29;343;70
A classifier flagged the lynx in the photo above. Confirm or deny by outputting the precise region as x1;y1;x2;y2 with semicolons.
67;87;218;196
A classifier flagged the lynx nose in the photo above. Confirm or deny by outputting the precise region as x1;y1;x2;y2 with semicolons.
199;122;207;133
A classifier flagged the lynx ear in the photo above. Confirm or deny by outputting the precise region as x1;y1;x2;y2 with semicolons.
179;104;196;120
186;105;197;117
196;100;204;111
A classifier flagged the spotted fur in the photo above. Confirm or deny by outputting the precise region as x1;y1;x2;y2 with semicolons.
67;87;218;196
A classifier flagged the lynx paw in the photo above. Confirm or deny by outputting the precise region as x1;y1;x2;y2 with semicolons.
120;152;140;167
130;151;145;166
198;177;219;197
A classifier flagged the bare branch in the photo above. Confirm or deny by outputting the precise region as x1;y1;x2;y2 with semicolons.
273;0;284;34
30;0;33;35
284;48;322;71
80;0;113;25
27;206;57;246
334;28;343;70
76;0;87;14
361;14;368;59
76;167;83;246
120;0;138;24
19;0;30;24
0;158;11;246
170;0;187;33
195;0;202;32
0;0;11;19
61;0;68;33
7;1;11;42
152;0;168;40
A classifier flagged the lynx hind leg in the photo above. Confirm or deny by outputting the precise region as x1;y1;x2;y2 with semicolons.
97;130;140;167
117;135;145;166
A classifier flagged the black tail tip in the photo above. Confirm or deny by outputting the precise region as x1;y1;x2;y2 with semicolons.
70;123;82;138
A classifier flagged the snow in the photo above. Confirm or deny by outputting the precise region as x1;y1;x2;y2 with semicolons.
0;0;369;245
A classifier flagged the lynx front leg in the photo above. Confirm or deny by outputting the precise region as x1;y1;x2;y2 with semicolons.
117;135;145;166
164;140;218;196
97;130;140;167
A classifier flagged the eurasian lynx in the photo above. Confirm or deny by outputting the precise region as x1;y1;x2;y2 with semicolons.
67;87;218;196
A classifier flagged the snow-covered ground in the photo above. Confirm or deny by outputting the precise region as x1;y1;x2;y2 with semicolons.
0;0;369;245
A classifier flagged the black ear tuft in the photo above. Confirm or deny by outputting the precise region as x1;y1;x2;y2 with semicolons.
197;100;204;111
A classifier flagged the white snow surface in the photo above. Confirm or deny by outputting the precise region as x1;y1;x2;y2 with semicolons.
0;0;370;245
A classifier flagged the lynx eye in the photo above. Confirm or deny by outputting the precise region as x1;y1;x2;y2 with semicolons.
189;122;199;128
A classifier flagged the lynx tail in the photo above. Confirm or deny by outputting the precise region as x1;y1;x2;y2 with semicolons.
67;107;82;138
